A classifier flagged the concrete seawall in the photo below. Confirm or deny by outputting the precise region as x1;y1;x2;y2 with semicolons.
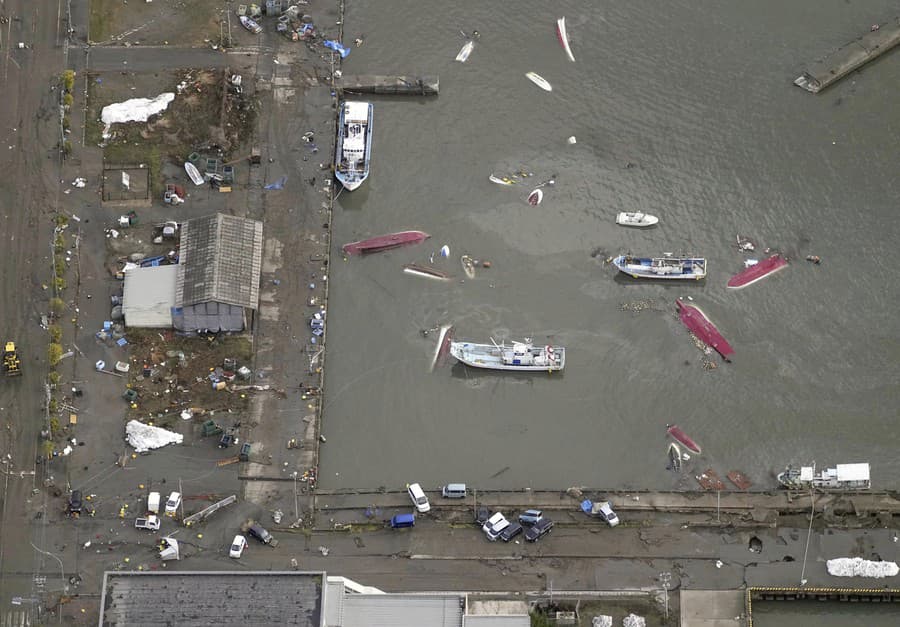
795;17;900;93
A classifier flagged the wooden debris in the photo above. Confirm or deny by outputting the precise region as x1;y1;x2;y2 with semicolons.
695;468;726;491
727;470;752;490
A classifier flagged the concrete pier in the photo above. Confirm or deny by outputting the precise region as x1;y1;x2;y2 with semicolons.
337;75;439;96
795;17;900;93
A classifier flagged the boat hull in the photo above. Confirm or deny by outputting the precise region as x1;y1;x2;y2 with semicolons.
556;17;576;62
612;255;706;280
667;425;701;454
727;254;788;289
334;101;373;191
455;40;474;62
527;189;543;205
403;264;452;281
676;299;734;360
450;341;565;372
342;230;430;255
525;72;552;92
615;212;658;228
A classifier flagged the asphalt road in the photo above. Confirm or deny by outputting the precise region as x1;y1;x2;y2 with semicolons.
0;0;71;623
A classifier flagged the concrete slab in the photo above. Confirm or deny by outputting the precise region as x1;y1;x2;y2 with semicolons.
680;589;744;626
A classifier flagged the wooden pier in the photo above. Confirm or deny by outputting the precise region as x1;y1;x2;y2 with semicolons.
337;75;439;96
795;17;900;93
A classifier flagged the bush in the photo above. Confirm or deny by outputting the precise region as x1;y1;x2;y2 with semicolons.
62;115;71;130
63;93;74;108
48;399;58;415
54;258;67;278
62;70;75;92
54;233;65;253
54;214;69;227
49;416;60;434
62;140;72;157
50;297;65;315
49;325;62;343
42;441;55;458
54;276;66;291
48;371;60;385
48;343;63;365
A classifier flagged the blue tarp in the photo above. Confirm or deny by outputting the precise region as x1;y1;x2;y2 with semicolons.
324;39;350;58
580;499;593;514
264;176;287;190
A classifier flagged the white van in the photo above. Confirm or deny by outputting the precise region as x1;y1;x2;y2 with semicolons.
147;491;161;514
441;483;467;499
407;483;430;513
164;492;182;516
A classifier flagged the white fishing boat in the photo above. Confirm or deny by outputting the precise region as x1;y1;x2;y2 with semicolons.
615;212;659;228
556;17;576;62
525;71;552;92
450;338;565;372
334;101;373;191
777;462;871;490
184;162;204;186
455;40;474;63
240;15;262;34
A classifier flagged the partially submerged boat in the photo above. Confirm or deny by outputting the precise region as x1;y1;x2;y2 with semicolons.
727;254;788;289
676;299;734;361
527;189;543;206
240;15;262;34
461;255;476;279
612;254;707;280
342;230;430;255
450;338;565;372
777;462;871;490
667;424;701;454
429;324;454;373
403;263;452;281
615;212;658;228
556;17;576;62
334;101;373;191
667;442;683;472
455;40;474;62
525;71;552;92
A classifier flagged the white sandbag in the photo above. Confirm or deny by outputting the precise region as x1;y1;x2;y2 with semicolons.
622;614;645;627
125;419;183;452
826;557;899;578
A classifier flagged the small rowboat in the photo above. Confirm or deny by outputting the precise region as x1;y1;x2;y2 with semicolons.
455;40;474;63
667;424;701;454
616;212;658;228
461;255;476;279
525;71;552;92
727;254;787;289
527;189;543;206
556;17;576;62
184;162;204;186
667;442;683;472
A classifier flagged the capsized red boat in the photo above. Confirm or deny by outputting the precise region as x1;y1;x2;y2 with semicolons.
342;230;430;255
667;424;701;455
727;254;788;289
676;299;734;361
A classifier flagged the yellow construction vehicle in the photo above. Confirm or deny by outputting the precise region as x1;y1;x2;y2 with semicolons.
3;341;21;377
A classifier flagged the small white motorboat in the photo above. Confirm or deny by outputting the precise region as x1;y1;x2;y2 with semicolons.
615;212;658;228
525;72;552;92
184;162;204;186
455;40;474;63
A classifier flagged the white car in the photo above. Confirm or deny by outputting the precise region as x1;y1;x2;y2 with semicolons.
229;535;247;558
482;512;510;541
164;491;182;516
407;483;430;513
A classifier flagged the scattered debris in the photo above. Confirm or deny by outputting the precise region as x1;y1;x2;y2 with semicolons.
806;255;821;264
125;420;184;453
323;39;350;58
827;557;899;578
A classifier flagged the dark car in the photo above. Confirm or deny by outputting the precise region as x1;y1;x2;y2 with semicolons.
68;490;83;515
248;523;273;545
518;509;543;526
500;522;523;542
525;518;554;542
474;506;491;526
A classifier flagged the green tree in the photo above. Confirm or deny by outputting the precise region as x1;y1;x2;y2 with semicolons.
48;343;63;365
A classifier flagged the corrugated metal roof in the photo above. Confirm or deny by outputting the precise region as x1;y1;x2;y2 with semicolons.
341;594;464;627
323;577;345;626
463;617;530;627
123;265;178;327
175;213;263;309
100;571;324;626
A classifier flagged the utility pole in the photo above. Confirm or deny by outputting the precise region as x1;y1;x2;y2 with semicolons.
659;572;671;621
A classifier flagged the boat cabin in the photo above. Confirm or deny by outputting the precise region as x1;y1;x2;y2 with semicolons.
340;102;369;172
501;343;556;367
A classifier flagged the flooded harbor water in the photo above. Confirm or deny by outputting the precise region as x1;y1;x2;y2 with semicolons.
319;0;900;491
752;601;900;626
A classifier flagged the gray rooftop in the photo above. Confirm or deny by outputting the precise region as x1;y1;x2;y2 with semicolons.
99;571;323;627
123;264;177;328
175;213;263;309
340;594;464;627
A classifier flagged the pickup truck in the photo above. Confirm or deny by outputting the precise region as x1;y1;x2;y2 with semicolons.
135;515;161;531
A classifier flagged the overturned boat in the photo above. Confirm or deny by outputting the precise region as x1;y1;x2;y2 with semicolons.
334;101;373;191
403;263;452;281
727;254;788;289
615;212;658;228
613;254;706;280
676;299;734;361
667;424;701;455
777;462;870;490
342;230;429;255
556;17;576;62
450;338;565;372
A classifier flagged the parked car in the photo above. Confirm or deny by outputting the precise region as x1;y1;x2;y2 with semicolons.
482;512;510;541
229;535;247;558
525;518;554;542
68;490;83;515
441;483;467;499
595;501;620;527
164;492;182;516
474;506;490;526
500;522;523;542
248;523;273;545
518;509;543;526
407;483;431;513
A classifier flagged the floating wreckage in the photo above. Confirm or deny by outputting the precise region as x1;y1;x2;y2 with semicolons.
676;299;734;361
403;263;453;281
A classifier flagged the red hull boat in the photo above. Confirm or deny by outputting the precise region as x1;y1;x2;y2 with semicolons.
727;254;788;289
676;299;734;361
342;230;430;255
667;424;701;454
